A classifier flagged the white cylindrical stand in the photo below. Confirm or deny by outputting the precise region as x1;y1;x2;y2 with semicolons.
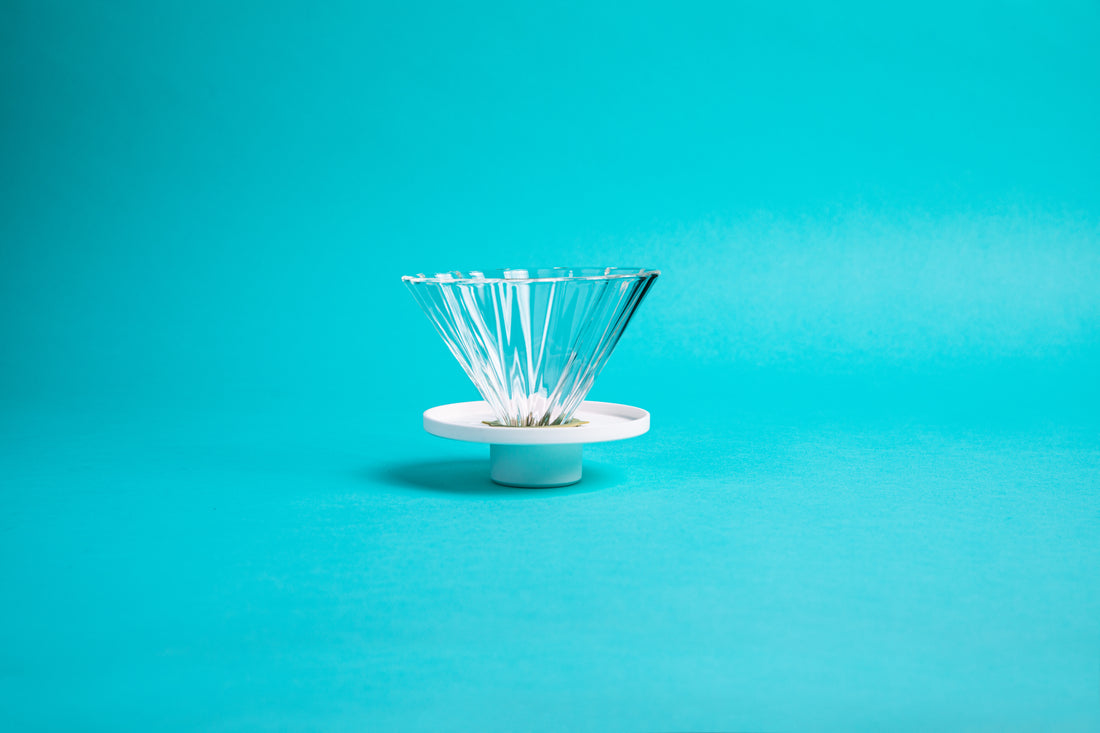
490;444;583;487
422;401;649;488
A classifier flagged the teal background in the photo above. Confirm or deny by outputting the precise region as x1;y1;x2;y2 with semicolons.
2;1;1098;730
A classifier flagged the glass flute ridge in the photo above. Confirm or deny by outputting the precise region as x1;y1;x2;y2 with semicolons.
403;267;659;426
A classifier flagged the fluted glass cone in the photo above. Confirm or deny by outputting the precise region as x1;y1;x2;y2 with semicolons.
403;267;659;426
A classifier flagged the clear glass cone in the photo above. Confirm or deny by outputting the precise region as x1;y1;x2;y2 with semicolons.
403;267;659;426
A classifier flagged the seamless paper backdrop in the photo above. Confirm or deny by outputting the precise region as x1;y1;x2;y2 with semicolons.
2;2;1098;731
2;0;1098;414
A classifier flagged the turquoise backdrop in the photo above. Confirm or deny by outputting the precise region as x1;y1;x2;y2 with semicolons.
2;1;1098;730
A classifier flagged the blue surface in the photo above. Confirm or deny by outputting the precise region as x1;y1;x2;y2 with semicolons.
2;2;1099;730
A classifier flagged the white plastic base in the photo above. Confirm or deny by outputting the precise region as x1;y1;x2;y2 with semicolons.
490;444;583;487
422;401;649;488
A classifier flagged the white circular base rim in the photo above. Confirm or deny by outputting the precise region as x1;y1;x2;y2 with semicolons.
423;401;649;445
